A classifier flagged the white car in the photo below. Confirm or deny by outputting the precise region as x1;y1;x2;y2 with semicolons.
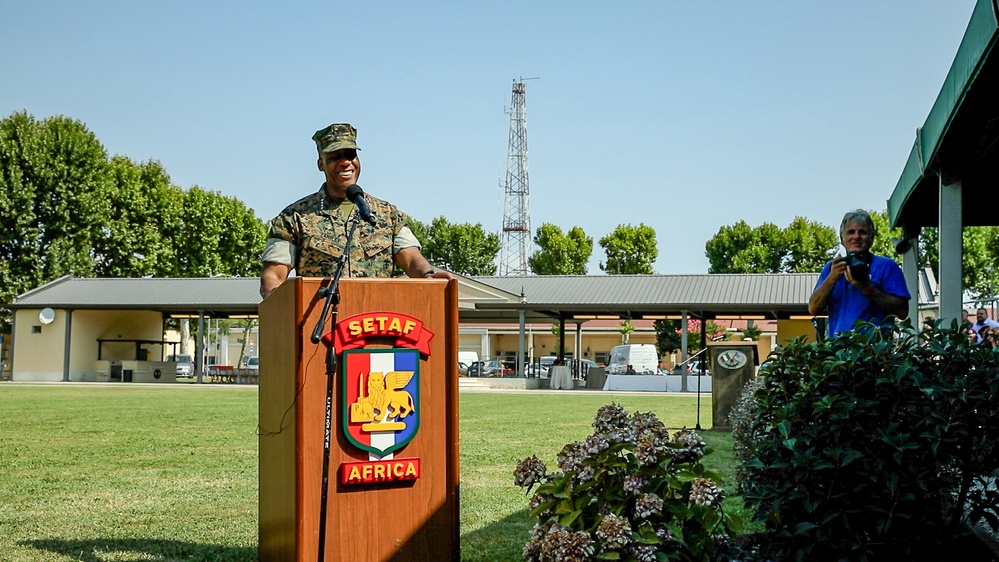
245;357;259;370
167;354;193;378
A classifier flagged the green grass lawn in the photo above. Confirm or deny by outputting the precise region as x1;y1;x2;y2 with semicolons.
0;384;740;561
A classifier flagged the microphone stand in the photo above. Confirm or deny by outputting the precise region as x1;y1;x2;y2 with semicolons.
310;212;361;562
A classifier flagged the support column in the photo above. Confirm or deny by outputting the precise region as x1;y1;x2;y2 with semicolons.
517;292;527;376
557;316;566;362
62;309;73;382
902;237;919;324
680;311;689;364
196;312;205;383
939;178;963;326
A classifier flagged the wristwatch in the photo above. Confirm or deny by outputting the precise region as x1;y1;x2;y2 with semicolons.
423;269;436;278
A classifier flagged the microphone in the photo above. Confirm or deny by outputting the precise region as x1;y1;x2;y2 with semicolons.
345;184;376;226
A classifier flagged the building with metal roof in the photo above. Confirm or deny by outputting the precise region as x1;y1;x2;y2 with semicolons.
4;273;824;382
3;269;939;382
472;274;819;320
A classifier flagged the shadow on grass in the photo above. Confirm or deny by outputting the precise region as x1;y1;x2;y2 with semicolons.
461;508;533;562
20;537;256;562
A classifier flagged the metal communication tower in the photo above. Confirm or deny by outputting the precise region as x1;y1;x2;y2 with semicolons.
498;78;535;276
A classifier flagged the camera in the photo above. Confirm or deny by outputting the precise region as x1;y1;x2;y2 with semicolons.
845;251;871;283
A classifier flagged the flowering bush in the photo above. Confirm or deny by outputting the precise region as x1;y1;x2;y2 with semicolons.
736;322;999;560
514;404;741;561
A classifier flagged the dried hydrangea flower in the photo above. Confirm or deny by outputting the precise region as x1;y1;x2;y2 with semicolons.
689;477;725;507
557;441;586;473
553;530;595;562
514;455;548;489
582;433;611;457
575;464;596;485
593;403;629;433
634;492;664;518
528;492;555;516
540;525;570;561
522;524;546;561
629;543;658;562
630;411;666;438
671;428;706;463
634;433;664;466
623;473;647;495
596;513;633;550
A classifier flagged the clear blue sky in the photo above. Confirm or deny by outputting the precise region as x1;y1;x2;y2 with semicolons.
0;1;978;274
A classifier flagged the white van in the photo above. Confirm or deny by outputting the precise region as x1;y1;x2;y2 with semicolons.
606;344;659;375
458;351;479;366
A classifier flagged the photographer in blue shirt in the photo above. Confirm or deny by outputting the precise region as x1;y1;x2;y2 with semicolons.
809;210;910;337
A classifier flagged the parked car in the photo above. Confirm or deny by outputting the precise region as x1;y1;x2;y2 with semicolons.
167;354;193;378
468;360;515;377
578;359;598;375
525;356;557;377
245;357;259;370
458;361;469;376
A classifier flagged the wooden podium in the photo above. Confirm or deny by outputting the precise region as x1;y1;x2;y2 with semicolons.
258;277;460;561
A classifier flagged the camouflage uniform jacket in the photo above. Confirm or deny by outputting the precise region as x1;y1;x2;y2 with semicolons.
266;185;414;278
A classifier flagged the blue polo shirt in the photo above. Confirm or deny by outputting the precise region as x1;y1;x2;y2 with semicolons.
815;255;910;337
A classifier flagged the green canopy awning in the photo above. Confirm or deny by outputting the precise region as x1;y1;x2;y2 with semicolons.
888;0;999;231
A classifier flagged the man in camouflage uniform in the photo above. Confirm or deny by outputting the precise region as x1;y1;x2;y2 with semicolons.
259;123;451;298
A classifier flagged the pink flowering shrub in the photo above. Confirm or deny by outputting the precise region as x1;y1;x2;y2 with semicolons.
514;404;741;561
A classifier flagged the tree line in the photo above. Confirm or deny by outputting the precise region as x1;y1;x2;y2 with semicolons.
0;111;269;331
5;110;999;334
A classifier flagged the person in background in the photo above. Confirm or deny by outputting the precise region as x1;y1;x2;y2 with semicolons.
808;209;910;337
625;364;637;375
967;328;980;346
259;122;452;298
979;327;997;350
970;307;999;343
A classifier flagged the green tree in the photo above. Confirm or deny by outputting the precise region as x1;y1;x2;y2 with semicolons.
599;223;657;274
529;223;592;275
94;157;183;277
0;112;112;329
0;111;269;334
408;217;430;247
418;216;500;276
782;217;838;272
705;220;784;273
960;226;999;300
742;323;763;341
172;186;267;277
868;209;905;265
654;320;683;360
618;319;634;344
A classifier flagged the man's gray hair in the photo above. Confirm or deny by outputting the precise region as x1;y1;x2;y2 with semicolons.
840;209;876;240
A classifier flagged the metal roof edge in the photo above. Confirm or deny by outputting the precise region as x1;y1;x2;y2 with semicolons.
888;0;999;228
919;0;999;167
12;274;74;303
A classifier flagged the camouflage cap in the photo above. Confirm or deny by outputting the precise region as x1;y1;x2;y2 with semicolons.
312;123;360;154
